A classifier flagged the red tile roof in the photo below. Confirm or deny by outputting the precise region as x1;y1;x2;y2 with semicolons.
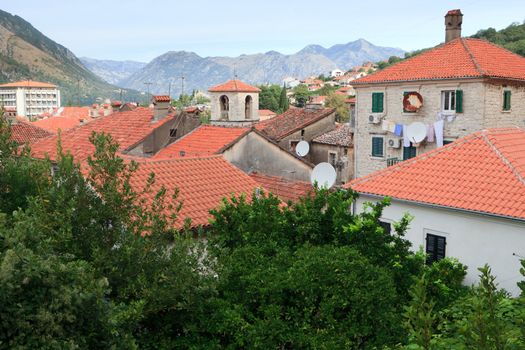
312;124;353;147
249;172;313;202
258;109;276;116
354;38;525;84
256;107;335;141
153;125;249;159
32;107;92;132
310;95;327;104
346;128;525;220
30;107;176;162
131;156;260;227
208;79;261;93
10;121;53;145
0;80;57;88
154;95;171;103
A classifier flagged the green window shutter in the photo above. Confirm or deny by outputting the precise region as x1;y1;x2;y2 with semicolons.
503;91;511;111
372;137;384;157
372;92;384;113
377;92;384;112
455;90;463;113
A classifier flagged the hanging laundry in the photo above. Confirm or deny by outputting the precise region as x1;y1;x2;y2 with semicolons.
382;120;389;131
427;124;435;142
434;120;444;147
403;125;410;147
394;124;403;137
388;121;396;133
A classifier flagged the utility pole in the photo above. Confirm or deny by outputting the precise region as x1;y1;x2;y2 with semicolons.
168;81;171;98
180;75;185;107
144;82;152;105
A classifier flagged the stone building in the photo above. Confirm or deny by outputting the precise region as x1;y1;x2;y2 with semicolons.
311;124;353;184
0;80;61;119
208;79;260;126
353;9;525;178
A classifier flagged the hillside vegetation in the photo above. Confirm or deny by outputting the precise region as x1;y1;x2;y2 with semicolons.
0;10;143;105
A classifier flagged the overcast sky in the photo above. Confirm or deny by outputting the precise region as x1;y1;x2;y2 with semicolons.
2;0;524;62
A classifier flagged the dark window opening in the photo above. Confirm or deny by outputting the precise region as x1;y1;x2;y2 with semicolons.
379;221;391;235
329;152;337;166
426;233;446;265
403;145;417;160
371;136;384;157
169;128;177;138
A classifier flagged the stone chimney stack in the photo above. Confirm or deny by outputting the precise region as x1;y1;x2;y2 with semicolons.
152;95;171;121
445;9;463;43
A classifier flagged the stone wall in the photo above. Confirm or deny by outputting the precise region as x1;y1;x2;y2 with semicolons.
277;111;336;150
310;142;353;184
354;79;525;178
223;132;313;182
210;91;259;125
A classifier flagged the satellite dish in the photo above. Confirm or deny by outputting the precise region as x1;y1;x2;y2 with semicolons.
310;162;337;189
296;140;310;157
406;122;427;143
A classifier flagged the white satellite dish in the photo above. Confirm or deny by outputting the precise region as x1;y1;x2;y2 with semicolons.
310;162;337;189
406;122;427;143
295;140;310;157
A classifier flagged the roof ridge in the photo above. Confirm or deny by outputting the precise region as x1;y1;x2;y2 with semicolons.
138;154;224;164
479;130;525;186
460;38;486;76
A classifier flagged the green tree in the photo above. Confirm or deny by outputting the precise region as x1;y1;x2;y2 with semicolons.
278;85;289;112
292;84;310;107
325;92;350;122
258;85;281;112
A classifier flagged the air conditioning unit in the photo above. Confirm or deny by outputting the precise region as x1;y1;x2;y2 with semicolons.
388;138;401;148
368;115;381;124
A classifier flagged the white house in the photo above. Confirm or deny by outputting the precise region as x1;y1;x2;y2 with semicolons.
352;9;525;178
346;127;525;295
0;80;61;119
330;69;344;78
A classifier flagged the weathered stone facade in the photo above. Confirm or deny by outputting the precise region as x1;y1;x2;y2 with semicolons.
210;91;259;126
310;142;353;184
354;79;525;178
277;111;336;150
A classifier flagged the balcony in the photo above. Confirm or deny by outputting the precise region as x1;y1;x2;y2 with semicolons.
387;157;401;167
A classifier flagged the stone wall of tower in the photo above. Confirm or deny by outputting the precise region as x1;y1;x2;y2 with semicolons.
210;91;259;126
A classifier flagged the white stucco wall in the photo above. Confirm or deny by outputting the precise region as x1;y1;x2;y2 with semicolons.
355;195;525;295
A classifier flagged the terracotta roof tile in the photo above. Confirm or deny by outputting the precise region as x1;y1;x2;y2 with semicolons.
312;124;353;147
354;38;525;84
345;128;525;220
30;107;176;162
153;95;171;103
256;107;335;141
249;172;313;202
10;121;53;144
208;79;261;93
0;80;57;88
131;156;259;227
32;107;93;132
153;125;249;159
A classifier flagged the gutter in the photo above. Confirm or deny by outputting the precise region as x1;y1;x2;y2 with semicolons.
356;192;525;224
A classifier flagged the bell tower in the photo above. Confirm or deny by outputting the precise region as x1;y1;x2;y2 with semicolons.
208;79;260;127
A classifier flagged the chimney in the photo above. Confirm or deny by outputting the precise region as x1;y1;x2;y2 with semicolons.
103;104;112;117
111;100;122;113
90;104;99;118
152;95;171;121
445;9;463;43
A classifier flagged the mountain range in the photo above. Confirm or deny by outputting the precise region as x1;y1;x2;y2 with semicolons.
85;40;404;96
0;9;143;105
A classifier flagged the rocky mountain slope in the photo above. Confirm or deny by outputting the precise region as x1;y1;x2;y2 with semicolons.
0;9;142;105
103;39;404;96
80;57;146;85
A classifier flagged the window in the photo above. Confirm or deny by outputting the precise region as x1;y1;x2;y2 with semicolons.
301;129;305;137
441;90;455;113
503;90;511;111
379;221;391;235
403;145;417;160
443;139;454;145
371;136;384;157
372;92;384;113
426;233;446;265
290;140;299;152
169;128;177;138
328;152;337;166
245;95;253;119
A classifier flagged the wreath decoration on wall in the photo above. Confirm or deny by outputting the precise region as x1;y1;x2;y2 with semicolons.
403;92;424;112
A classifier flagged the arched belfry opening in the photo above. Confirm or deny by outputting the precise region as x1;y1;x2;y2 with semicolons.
245;95;253;119
220;95;229;120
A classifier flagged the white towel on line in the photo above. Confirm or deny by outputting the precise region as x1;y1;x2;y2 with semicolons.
434;120;444;147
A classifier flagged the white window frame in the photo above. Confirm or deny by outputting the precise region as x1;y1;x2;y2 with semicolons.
441;90;456;114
